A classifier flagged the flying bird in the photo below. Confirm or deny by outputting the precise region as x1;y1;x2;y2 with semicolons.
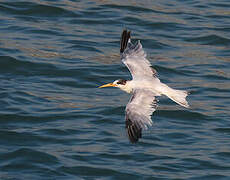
99;30;189;143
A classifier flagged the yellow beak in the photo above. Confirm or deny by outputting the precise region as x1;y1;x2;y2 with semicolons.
98;83;117;88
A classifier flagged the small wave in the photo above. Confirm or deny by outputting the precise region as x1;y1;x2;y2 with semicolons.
0;1;77;18
185;34;230;46
57;165;139;178
157;109;211;122
1;147;59;165
0;55;57;76
214;128;230;135
0;130;66;146
101;4;155;13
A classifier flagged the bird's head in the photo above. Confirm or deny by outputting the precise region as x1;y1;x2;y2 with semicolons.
99;79;132;93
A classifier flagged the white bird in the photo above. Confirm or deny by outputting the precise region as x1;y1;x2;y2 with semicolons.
99;30;189;143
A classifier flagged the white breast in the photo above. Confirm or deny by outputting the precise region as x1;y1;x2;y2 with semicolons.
124;78;162;96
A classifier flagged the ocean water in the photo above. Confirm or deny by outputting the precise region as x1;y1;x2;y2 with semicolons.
0;0;230;179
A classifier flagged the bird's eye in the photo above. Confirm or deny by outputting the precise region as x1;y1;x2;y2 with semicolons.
117;79;126;85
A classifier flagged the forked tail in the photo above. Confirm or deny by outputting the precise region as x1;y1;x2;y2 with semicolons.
163;85;189;108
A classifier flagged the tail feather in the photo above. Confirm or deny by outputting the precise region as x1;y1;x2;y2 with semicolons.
163;86;189;108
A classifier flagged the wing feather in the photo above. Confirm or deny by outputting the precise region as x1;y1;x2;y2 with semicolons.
120;30;157;79
125;89;157;143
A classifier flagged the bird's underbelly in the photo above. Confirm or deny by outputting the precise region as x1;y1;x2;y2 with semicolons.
131;79;164;96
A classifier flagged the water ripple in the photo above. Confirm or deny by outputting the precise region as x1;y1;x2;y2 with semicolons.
0;0;230;179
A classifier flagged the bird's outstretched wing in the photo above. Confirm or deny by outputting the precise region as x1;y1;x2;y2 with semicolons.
125;89;157;143
120;30;157;79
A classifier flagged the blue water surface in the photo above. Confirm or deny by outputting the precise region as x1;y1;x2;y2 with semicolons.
0;0;230;179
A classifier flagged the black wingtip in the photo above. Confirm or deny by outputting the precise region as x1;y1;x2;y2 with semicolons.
126;118;142;143
120;29;131;53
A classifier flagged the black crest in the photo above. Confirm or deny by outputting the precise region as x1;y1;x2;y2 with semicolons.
117;79;127;85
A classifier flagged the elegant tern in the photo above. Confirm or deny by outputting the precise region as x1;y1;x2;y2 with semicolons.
99;30;189;143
